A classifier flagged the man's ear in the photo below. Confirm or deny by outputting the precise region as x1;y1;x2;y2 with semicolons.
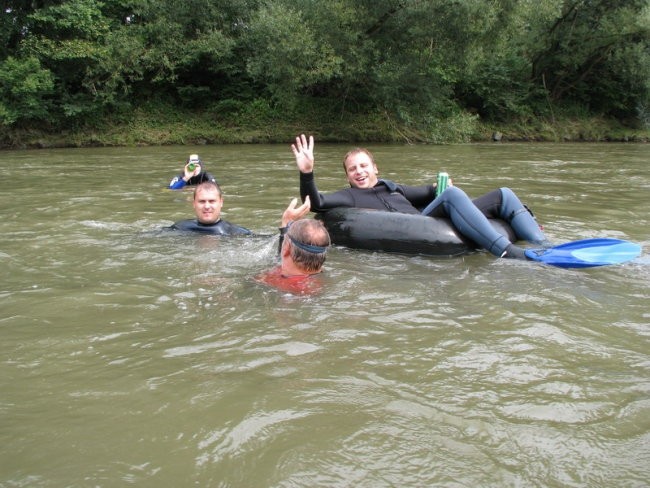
281;239;291;258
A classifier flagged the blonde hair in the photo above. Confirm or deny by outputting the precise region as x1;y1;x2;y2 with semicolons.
193;181;222;200
342;147;375;170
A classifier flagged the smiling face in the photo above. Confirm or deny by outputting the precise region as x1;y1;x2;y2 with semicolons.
193;183;223;224
343;149;379;189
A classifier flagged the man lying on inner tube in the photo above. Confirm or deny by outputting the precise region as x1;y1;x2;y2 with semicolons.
291;134;550;260
170;181;253;235
168;154;217;190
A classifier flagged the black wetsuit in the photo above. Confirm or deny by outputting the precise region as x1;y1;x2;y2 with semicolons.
300;172;434;213
170;219;252;235
168;171;217;190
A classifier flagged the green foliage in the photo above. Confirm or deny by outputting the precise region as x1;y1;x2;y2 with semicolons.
526;0;650;118
425;111;481;144
0;0;647;135
26;0;111;40
0;56;54;125
458;54;537;120
244;2;342;108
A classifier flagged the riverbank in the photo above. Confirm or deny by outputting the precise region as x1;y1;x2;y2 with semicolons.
1;108;648;149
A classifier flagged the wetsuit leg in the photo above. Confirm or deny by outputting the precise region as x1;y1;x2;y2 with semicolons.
498;188;546;244
470;189;502;219
421;186;511;256
472;188;547;244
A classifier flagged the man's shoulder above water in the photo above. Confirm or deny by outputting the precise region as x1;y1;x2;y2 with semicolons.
171;219;252;235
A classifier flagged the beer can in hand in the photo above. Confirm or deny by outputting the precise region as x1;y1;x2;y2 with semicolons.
436;172;449;197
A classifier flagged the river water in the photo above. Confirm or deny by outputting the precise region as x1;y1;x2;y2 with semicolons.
1;142;648;487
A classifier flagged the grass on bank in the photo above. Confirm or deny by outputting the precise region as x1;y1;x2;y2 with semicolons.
1;101;648;149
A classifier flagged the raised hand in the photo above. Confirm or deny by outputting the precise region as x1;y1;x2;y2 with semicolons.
281;196;311;227
291;134;314;173
183;163;201;180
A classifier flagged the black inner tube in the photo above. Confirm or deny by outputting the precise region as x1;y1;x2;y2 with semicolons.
315;207;516;256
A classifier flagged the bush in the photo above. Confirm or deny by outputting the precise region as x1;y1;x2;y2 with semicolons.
0;56;54;126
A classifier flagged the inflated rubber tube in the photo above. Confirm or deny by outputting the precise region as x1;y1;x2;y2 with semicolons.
315;207;517;256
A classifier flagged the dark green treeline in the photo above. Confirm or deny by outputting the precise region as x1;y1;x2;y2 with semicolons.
1;0;649;146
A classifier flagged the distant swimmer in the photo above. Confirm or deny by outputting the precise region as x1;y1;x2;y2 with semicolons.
168;154;217;190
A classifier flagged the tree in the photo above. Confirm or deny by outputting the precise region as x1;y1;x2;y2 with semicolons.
0;56;54;126
243;2;342;108
1;0;648;134
529;0;650;118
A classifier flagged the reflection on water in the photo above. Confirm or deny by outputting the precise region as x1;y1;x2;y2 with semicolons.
1;143;649;487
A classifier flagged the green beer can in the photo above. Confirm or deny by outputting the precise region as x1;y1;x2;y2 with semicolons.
436;172;449;197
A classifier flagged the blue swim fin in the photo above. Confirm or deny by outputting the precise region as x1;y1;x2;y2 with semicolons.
525;238;641;268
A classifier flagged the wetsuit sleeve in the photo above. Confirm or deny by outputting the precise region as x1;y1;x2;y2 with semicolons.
299;171;356;212
399;184;436;208
168;174;187;190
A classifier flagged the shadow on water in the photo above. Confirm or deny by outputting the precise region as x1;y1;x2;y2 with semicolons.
0;143;648;487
